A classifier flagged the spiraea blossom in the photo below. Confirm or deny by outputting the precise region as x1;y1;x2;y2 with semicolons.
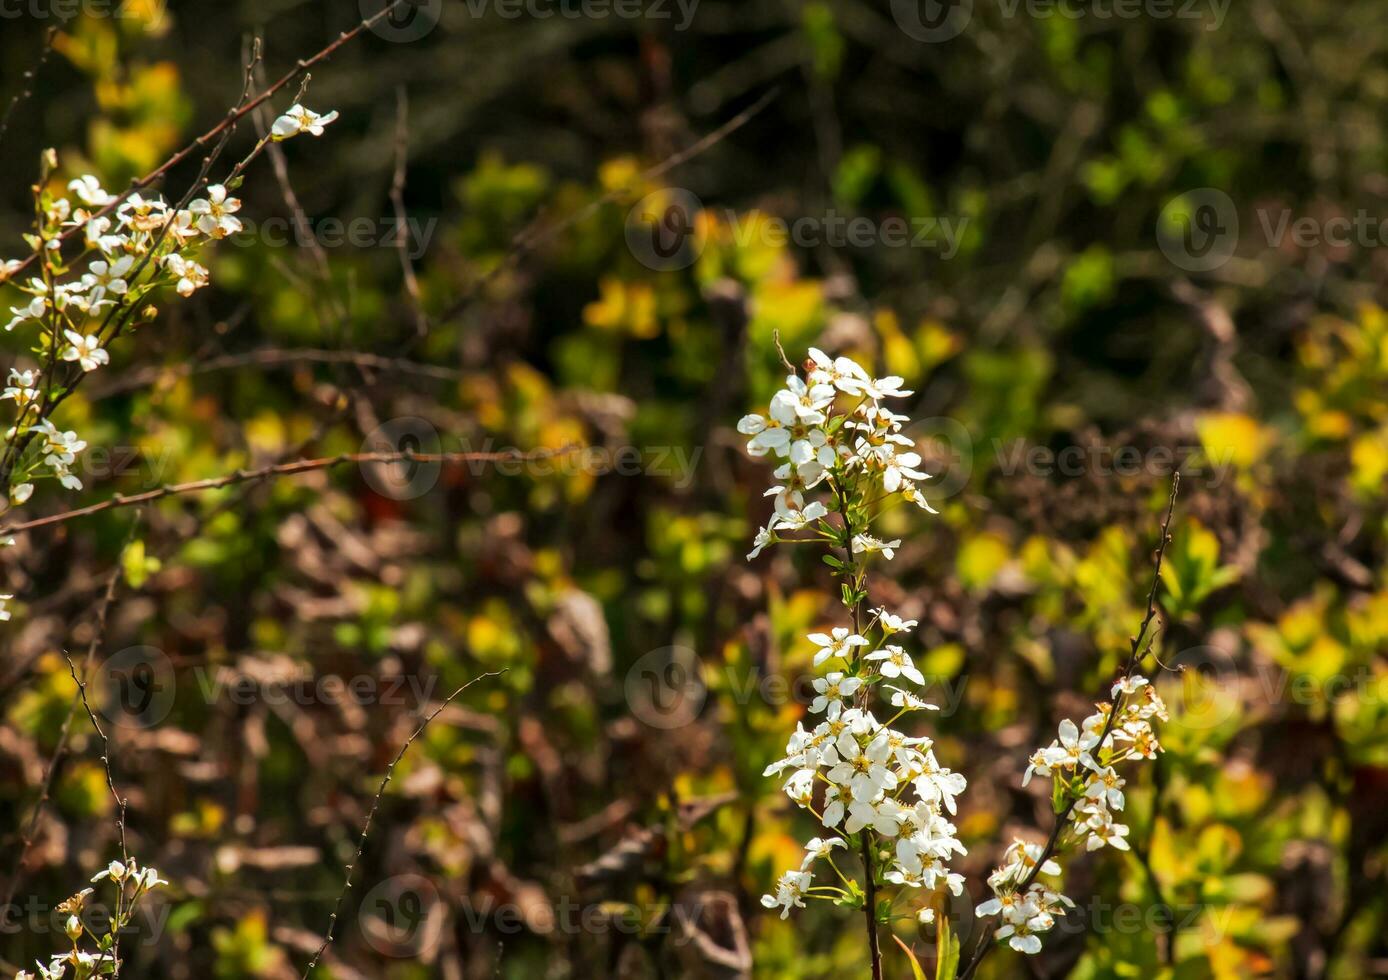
0;104;338;627
975;674;1168;953
739;348;937;562
743;350;965;935
15;856;166;979
741;349;1172;972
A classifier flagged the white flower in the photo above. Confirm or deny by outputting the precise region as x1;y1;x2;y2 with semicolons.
773;500;828;531
1082;765;1126;811
271;103;340;139
117;192;170;232
1048;718;1099;772
864;644;925;686
84;216;126;253
1083;813;1131;851
810;672;861;713
81;256;135;301
1022;748;1055;787
800;837;846;870
0;594;13;622
827;730;897;801
807;627;869;667
851;534;901;561
872;608;917;634
3;369;40;408
137;866;168;888
163;254;209;297
886;685;938;711
68;174;114;207
11;483;34;504
746;525;774;561
844;796;903;836
188;184;243;238
760;870;812;919
807;347;870;395
61;331;109;373
5;295;46;332
92;860;127;883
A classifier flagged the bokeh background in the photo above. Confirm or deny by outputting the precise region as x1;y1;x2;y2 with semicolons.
1;0;1386;977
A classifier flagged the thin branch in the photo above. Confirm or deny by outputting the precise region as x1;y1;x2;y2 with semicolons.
1;0;415;283
0;446;581;537
1;523;137;912
958;473;1181;980
300;670;506;977
389;86;428;339
88;347;463;399
0;27;58;153
433;87;781;326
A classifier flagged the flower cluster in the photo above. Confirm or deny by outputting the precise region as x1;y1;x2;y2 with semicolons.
975;674;1168;953
0;105;338;514
15;858;167;980
739;348;936;561
760;608;968;919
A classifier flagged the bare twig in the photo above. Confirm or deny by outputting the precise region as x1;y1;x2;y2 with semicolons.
433;87;781;326
390;87;428;339
300;671;506;977
0;446;583;537
958;474;1181;980
0;27;58;153
1;0;416;283
1;522;138;912
88;348;463;399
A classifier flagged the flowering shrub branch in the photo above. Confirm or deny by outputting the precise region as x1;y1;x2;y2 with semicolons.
741;349;1179;978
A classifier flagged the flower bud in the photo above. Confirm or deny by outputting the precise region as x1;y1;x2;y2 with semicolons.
65;914;82;940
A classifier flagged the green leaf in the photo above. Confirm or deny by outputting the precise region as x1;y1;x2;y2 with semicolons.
935;912;960;980
893;935;929;980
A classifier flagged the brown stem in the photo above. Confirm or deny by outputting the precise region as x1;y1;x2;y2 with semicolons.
860;835;884;980
958;474;1181;980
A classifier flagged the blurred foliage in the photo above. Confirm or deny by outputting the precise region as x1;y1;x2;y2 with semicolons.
0;2;1386;978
